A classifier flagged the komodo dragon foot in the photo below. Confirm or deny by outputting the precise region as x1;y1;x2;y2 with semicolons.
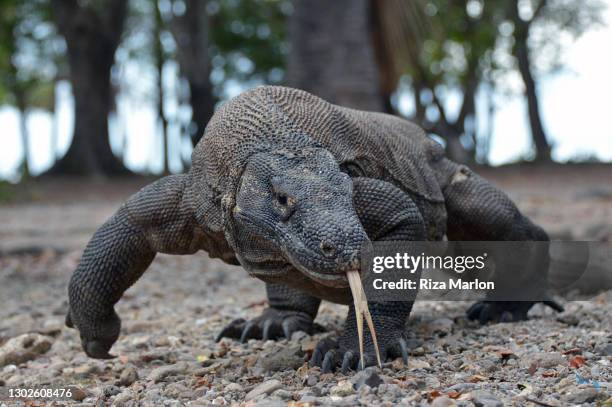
310;301;413;373
309;330;410;373
467;300;564;324
216;308;314;342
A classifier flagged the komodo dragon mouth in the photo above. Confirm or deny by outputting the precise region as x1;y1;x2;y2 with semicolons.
346;269;382;369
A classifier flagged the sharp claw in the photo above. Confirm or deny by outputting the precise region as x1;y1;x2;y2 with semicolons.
310;348;323;367
398;337;408;365
84;340;115;359
65;312;74;328
341;351;354;373
500;311;513;323
240;322;256;343
479;304;493;325
467;302;485;320
543;299;564;313
262;319;273;341
322;350;336;373
281;319;293;339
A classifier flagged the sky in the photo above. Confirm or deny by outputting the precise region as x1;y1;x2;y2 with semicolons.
1;5;611;181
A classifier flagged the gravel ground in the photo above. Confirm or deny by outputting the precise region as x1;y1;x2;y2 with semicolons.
0;166;611;406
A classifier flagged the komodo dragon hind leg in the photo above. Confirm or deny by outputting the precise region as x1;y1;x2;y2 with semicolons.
441;161;563;323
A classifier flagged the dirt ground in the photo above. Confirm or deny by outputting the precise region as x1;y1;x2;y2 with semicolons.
0;164;610;406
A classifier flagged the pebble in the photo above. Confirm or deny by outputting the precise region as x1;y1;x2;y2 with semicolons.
103;385;121;397
431;396;457;407
111;390;134;406
259;346;304;372
70;387;87;402
0;333;53;366
563;388;600;404
330;380;354;397
271;389;293;399
224;382;243;392
524;352;565;369
245;379;282;400
147;362;187;383
74;362;103;377
471;390;503;407
351;367;383;389
594;341;612;356
119;366;139;386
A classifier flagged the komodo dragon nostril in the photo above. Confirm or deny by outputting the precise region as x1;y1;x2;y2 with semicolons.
319;241;337;257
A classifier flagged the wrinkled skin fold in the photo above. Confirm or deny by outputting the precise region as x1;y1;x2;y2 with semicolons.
65;86;562;369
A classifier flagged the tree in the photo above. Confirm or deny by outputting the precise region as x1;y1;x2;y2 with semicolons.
507;0;604;161
0;0;59;178
286;0;384;111
169;0;215;146
49;0;129;176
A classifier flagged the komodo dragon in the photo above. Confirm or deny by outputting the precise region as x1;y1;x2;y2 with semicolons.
65;85;561;372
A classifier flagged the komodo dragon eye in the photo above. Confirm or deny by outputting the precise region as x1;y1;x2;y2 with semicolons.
340;162;365;177
273;192;295;221
276;194;288;206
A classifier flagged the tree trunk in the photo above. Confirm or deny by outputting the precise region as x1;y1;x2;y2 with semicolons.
286;0;384;111
47;0;128;176
516;41;551;161
16;94;30;178
171;0;215;147
154;0;170;174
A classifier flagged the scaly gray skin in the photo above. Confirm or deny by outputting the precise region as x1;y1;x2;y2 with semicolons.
65;86;562;372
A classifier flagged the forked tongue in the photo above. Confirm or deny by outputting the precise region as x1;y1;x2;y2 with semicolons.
346;270;382;369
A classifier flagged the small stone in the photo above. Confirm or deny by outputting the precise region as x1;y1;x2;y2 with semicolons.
471;390;503;407
225;382;243;392
426;318;454;334
557;314;579;326
431;396;457;407
300;395;317;403
70;387;87;401
0;333;53;366
147;362;187;383
245;379;282;400
563;388;600;404
130;335;150;349
351;367;383;389
111;390;134;406
212;396;227;405
119;366;138;386
254;399;284;407
259;346;304;372
291;331;308;341
103;385;121;397
594;341;612;356
330;380;355;397
74;362;103;377
271;389;293;400
307;375;318;386
524;352;565;369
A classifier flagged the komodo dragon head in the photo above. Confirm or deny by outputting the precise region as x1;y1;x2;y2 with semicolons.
227;146;368;288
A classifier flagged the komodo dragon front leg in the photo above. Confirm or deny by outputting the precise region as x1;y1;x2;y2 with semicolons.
309;177;426;372
65;174;208;358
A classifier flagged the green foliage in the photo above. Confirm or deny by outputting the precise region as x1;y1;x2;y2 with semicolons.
0;0;63;110
209;0;292;92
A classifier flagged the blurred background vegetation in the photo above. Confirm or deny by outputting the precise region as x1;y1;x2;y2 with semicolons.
0;0;608;180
